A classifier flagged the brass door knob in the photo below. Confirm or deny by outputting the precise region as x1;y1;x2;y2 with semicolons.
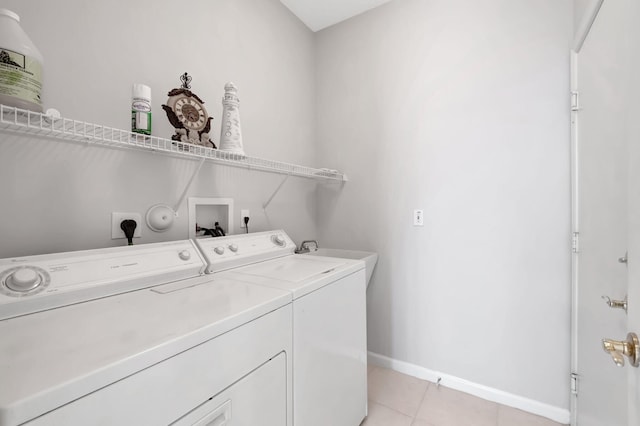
602;332;640;367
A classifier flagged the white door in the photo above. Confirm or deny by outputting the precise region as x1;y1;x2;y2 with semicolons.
573;0;640;425
625;0;640;422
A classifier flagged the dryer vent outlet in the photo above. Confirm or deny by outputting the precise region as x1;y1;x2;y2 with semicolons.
188;197;234;239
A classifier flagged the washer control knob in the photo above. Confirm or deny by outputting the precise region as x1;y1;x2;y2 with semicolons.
228;244;239;253
5;268;41;292
272;234;286;247
178;250;191;261
214;246;225;255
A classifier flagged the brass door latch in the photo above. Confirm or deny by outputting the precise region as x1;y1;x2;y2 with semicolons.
602;332;639;367
602;295;628;312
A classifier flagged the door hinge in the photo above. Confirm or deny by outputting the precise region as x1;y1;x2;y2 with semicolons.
571;373;579;395
571;91;580;112
572;232;580;253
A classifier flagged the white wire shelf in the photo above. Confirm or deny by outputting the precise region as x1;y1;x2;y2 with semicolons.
0;104;347;182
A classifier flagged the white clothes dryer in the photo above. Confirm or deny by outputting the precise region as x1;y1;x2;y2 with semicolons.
196;230;368;426
0;240;293;426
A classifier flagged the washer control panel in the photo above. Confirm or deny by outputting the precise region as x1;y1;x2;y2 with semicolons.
0;240;206;320
0;266;50;296
195;230;296;273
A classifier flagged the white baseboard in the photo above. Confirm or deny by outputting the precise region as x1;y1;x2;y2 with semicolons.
368;351;570;424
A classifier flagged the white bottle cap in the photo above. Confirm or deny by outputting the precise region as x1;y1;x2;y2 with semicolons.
0;9;20;22
132;83;151;101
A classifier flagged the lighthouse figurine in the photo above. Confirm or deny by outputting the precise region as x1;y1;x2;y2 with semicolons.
219;82;245;156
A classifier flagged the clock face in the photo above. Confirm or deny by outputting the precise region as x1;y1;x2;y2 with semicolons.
174;96;208;131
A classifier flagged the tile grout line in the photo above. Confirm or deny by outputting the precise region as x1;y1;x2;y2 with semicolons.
367;398;416;420
409;379;431;424
416;380;431;416
367;366;433;424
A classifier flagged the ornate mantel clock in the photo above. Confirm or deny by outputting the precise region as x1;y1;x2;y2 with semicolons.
162;73;216;148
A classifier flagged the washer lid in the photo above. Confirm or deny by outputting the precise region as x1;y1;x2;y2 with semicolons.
227;255;364;299
239;256;346;282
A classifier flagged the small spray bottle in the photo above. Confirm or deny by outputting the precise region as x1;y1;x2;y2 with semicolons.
131;84;152;135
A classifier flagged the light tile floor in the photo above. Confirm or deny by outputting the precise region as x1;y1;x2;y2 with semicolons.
363;366;567;426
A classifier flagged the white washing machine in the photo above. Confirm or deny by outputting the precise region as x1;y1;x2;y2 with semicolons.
196;230;368;426
0;240;293;426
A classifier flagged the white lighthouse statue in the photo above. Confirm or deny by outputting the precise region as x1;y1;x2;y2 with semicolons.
219;82;245;156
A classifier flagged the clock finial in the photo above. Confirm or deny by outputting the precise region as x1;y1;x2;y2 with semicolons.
180;72;192;90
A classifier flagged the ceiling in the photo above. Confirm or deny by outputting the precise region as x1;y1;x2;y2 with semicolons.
280;0;395;32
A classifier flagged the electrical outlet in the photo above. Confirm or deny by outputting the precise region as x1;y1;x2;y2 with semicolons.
413;209;424;226
112;212;142;239
241;209;250;228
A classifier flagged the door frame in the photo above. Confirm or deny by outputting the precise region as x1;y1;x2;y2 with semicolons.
570;1;605;425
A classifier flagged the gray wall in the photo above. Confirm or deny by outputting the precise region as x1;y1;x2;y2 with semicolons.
0;0;319;257
1;0;575;419
316;0;572;415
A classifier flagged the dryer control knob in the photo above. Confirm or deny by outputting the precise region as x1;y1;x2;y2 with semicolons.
178;250;191;261
228;244;239;253
272;234;286;247
214;246;225;255
5;268;41;292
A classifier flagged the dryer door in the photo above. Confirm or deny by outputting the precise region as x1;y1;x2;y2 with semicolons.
22;306;291;426
171;352;287;426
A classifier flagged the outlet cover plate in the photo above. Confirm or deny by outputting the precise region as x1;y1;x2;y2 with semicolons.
112;212;142;239
241;209;250;228
413;209;424;226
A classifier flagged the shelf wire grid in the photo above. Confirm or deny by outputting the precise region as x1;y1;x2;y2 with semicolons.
0;105;347;182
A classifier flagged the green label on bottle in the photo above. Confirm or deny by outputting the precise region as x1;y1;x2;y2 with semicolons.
132;110;152;135
0;48;42;108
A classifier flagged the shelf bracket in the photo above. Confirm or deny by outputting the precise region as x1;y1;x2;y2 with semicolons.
174;157;206;213
262;175;290;210
145;157;206;233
